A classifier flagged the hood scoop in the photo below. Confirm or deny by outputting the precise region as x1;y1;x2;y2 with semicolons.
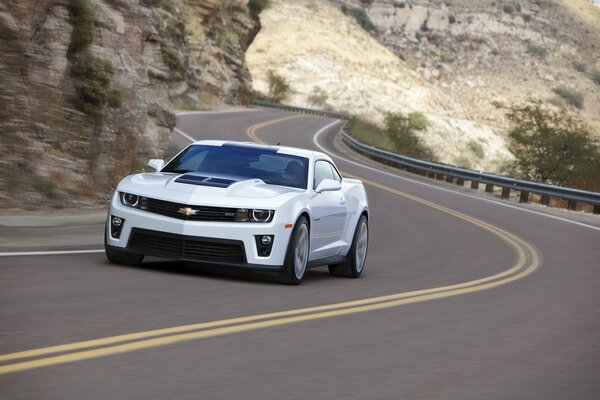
175;174;238;188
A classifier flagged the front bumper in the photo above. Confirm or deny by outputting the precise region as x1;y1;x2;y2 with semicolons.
106;193;291;268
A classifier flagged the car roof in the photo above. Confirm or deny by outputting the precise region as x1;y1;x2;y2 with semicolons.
191;140;331;161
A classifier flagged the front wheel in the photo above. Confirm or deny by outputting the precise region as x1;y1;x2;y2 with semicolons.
280;216;310;285
329;215;368;278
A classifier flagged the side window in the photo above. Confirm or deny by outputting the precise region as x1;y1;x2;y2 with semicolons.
330;163;342;182
314;160;334;189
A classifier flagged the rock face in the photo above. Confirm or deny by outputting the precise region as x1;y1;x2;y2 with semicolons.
247;0;600;172
0;0;260;209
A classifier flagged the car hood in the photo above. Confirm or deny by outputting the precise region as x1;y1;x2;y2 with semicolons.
117;172;304;208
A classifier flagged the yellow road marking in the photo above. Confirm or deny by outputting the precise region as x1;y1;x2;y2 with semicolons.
0;115;540;375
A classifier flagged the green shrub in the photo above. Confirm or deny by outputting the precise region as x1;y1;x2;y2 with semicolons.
394;2;406;8
590;68;600;86
523;14;532;22
420;21;429;32
160;44;183;72
408;112;428;130
552;86;584;109
383;112;435;160
107;89;122;108
350;7;375;31
252;89;268;101
70;55;114;115
33;178;57;199
360;0;374;5
67;0;95;51
506;101;599;187
467;140;485;159
266;70;291;103
503;4;514;14
526;44;547;58
307;86;328;107
248;0;270;12
572;61;587;73
515;3;522;12
449;15;456;24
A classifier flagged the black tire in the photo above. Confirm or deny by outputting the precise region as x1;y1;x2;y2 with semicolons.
104;225;144;266
280;216;310;285
329;215;368;278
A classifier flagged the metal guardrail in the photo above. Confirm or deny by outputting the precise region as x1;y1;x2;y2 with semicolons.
251;99;351;120
342;132;600;214
251;98;600;213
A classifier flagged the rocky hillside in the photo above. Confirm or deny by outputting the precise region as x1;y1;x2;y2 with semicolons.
247;0;600;171
0;0;260;210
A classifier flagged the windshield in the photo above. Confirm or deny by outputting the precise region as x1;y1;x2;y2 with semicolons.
162;143;309;189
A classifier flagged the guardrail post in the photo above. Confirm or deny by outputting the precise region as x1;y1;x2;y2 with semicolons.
435;174;444;181
519;191;529;203
594;205;600;214
427;171;436;179
446;176;455;184
541;195;550;206
485;184;494;193
456;178;465;186
568;199;577;211
501;187;511;199
471;181;479;190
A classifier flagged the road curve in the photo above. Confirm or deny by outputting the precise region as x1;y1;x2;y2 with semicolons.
1;110;599;399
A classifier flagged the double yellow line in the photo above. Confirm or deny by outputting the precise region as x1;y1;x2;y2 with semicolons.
0;115;540;375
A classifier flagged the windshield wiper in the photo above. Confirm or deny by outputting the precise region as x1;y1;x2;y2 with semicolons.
166;169;193;173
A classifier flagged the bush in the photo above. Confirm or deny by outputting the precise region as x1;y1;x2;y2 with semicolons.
449;15;456;24
33;178;57;199
526;44;547;58
506;101;599;187
552;86;584;109
420;21;429;32
107;89;122;108
248;0;270;12
70;55;114;115
408;112;428;130
572;61;587;73
350;7;375;31
383;112;435;160
503;5;514;14
252;89;268;101
160;44;183;72
67;0;95;51
307;86;328;107
360;0;374;5
394;2;406;8
467;140;485;159
523;14;532;22
266;70;291;103
590;68;600;86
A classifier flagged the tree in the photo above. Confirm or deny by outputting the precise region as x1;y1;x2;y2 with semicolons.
307;86;328;107
506;101;599;187
266;70;290;103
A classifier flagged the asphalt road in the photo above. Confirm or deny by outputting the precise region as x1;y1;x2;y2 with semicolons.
1;109;599;399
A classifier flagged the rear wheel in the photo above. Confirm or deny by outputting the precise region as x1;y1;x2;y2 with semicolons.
329;215;368;278
280;216;310;285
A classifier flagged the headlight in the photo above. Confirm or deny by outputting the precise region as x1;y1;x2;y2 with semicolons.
120;192;140;208
235;208;274;223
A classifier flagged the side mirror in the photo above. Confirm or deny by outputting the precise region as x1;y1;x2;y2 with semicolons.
147;159;165;172
315;178;342;193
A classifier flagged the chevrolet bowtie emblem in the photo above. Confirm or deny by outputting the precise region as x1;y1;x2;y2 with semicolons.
178;207;198;216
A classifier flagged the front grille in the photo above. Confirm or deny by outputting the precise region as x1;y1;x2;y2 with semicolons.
140;197;238;221
129;229;245;263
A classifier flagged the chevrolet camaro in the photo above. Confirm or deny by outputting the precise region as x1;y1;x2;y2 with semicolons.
105;140;369;284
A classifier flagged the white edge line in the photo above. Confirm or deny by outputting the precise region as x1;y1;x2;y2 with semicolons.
312;121;600;232
0;250;105;257
173;127;197;143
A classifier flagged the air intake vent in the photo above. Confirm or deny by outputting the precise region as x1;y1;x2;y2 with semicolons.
175;174;237;188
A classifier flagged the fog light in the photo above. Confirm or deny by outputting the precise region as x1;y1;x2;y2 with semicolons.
255;235;274;257
110;215;125;239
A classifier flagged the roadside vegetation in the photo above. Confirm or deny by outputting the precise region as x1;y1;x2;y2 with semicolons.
505;101;600;191
552;86;585;110
346;112;435;161
253;70;292;103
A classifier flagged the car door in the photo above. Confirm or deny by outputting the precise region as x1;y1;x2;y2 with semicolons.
309;160;347;259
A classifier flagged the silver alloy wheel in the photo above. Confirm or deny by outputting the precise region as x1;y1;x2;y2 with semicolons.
355;221;368;273
294;224;309;280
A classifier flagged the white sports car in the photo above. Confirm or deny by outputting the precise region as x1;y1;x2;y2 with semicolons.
105;140;369;284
